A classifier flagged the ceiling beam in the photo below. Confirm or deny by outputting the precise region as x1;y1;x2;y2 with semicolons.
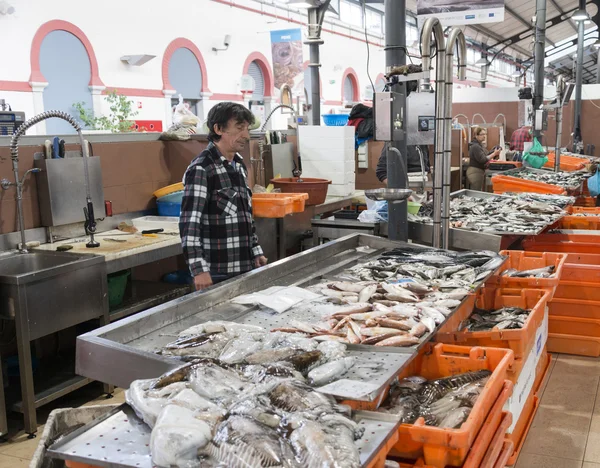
467;24;532;57
505;5;556;47
548;0;579;34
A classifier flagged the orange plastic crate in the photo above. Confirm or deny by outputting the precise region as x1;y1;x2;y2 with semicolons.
495;440;515;468
570;206;600;215
549;297;600;319
486;250;567;299
252;193;308;218
389;343;514;468
549;315;600;337
367;421;401;468
389;383;513;468
522;234;600;254
544;154;586;172
435;288;550;360
558;215;600;230
575;196;597;207
547;332;600;356
492;174;567;195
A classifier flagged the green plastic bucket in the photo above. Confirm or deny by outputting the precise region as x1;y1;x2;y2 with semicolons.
107;270;130;309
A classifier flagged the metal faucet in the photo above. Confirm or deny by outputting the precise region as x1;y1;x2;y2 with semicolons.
6;110;100;253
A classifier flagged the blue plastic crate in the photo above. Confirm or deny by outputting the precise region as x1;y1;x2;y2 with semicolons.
322;114;349;126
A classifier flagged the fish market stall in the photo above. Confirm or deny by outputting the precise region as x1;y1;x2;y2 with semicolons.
67;234;507;468
406;190;569;251
492;167;589;195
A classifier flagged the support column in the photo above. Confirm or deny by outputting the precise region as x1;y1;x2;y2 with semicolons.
573;14;585;148
89;85;106;121
480;46;488;88
385;0;408;242
533;0;547;139
596;49;600;84
163;89;177;128
29;81;48;135
306;7;326;126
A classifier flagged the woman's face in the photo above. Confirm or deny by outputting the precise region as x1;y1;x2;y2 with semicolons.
476;131;487;144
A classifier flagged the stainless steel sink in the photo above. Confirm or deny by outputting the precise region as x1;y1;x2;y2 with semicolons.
0;249;109;435
0;251;95;284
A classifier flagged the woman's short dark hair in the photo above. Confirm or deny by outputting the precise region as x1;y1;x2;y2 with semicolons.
207;102;255;142
474;126;486;136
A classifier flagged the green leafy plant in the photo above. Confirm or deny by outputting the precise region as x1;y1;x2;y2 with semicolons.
72;90;139;132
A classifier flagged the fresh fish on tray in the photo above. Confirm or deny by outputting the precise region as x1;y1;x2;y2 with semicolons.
410;194;566;234
504;168;588;189
378;371;490;428
460;306;531;331
503;192;575;209
127;354;365;468
501;265;555;278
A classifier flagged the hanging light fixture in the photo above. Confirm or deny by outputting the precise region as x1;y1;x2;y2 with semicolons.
475;57;491;66
572;8;590;22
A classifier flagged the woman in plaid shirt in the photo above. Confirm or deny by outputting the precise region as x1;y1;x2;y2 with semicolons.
179;102;267;291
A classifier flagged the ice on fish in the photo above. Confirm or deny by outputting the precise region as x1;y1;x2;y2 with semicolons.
308;356;356;386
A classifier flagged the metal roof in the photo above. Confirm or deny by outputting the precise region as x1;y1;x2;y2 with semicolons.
401;0;600;80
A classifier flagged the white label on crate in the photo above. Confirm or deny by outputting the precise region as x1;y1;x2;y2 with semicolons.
503;308;548;434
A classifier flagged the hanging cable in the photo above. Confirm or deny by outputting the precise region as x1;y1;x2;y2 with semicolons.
361;0;375;94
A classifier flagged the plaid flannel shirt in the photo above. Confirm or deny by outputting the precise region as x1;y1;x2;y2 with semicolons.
510;127;532;152
179;143;263;276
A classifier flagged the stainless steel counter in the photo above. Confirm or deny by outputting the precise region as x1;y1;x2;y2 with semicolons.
76;235;421;392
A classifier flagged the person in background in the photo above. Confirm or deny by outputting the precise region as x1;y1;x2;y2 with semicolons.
180;102;267;291
467;127;501;191
509;125;533;161
376;145;431;185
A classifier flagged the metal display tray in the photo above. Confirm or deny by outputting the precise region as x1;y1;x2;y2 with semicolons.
76;234;498;403
495;167;585;191
47;404;400;468
408;189;560;239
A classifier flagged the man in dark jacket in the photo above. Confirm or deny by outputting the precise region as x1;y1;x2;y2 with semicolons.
376;145;430;184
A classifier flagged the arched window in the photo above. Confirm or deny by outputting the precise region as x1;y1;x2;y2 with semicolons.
248;61;265;101
40;30;94;134
163;38;208;120
169;47;203;117
341;68;360;103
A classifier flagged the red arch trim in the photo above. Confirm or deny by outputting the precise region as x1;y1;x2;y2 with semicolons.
162;38;209;93
30;19;104;86
341;67;360;102
242;52;274;98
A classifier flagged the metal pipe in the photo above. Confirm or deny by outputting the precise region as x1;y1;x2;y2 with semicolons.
385;0;408;242
533;0;547;139
420;18;446;248
573;11;585;146
443;28;467;250
309;42;321;125
555;75;565;172
9;110;97;252
596;49;600;84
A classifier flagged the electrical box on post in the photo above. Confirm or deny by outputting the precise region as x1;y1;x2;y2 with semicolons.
374;92;405;141
406;92;435;146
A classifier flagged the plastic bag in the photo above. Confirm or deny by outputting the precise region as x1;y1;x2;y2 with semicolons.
522;137;548;169
588;170;600;198
172;95;200;127
358;201;388;223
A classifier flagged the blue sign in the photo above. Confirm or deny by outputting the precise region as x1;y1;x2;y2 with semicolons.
270;29;302;44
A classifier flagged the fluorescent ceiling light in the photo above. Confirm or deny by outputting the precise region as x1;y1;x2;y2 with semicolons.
572;8;590;21
511;70;522;77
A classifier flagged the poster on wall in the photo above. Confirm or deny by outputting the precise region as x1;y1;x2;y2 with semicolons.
417;0;504;26
270;29;304;91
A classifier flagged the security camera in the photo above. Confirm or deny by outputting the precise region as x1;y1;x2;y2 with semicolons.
213;35;231;52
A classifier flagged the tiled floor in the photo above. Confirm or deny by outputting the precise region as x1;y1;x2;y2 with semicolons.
2;353;600;467
0;384;125;467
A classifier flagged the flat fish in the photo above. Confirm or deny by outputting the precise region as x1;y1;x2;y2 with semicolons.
374;335;420;347
358;284;378;303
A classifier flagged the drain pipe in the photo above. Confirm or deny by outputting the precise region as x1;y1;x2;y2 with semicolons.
442;28;467;250
555;75;565;172
385;0;409;242
533;0;547;140
420;18;446;248
573;0;586;149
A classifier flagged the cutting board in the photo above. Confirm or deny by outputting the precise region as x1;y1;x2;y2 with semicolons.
64;234;172;255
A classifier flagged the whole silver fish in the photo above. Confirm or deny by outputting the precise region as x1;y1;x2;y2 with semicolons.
307;356;356;386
